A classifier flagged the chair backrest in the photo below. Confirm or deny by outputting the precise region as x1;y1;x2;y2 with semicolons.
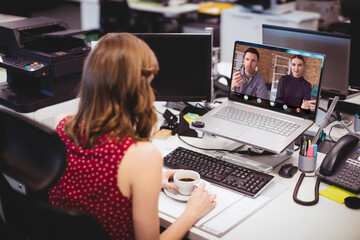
0;108;110;240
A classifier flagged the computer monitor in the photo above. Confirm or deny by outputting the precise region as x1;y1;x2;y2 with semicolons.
262;24;351;99
134;33;212;102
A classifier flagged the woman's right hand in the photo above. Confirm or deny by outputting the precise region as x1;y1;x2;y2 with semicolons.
184;183;216;220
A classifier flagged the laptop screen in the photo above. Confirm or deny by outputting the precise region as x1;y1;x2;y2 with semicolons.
229;41;325;122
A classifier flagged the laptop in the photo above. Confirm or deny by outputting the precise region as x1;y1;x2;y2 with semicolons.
192;40;325;154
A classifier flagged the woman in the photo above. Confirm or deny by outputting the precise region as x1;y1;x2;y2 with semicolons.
49;33;216;239
275;55;316;110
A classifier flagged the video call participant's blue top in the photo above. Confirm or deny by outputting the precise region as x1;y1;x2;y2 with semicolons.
232;67;269;99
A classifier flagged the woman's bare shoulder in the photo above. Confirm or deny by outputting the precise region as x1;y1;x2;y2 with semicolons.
125;141;163;166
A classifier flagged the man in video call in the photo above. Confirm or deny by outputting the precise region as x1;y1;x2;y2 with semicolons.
231;47;269;99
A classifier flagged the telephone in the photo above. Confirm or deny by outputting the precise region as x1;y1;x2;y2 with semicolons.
316;134;360;193
293;134;360;206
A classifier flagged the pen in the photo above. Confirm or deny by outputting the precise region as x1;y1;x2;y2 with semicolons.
306;145;314;157
312;144;318;157
300;136;306;155
304;139;308;156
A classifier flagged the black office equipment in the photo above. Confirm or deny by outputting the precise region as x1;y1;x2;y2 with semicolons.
316;134;360;192
134;33;212;103
160;109;179;134
278;163;298;178
344;196;360;209
0;16;91;113
341;0;360;90
163;146;274;197
0;108;110;240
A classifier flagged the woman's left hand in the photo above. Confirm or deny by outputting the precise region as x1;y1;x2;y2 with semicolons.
162;169;181;190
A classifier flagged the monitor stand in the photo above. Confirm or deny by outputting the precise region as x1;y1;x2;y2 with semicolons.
213;142;295;173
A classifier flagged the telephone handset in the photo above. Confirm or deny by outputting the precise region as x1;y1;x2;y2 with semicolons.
316;134;360;192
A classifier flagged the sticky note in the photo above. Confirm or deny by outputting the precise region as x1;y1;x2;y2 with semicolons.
184;113;200;120
319;186;357;204
183;116;195;124
183;113;200;124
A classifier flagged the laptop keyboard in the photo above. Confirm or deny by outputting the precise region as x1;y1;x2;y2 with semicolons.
213;106;300;136
163;147;274;197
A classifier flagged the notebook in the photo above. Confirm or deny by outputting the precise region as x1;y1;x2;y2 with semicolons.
192;40;325;154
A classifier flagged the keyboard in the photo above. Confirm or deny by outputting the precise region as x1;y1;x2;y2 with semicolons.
213;106;300;136
164;147;274;197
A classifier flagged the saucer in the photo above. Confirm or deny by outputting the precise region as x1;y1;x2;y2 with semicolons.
163;180;212;202
164;188;190;202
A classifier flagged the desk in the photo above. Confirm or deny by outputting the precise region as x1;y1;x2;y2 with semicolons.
74;0;200;30
153;102;360;240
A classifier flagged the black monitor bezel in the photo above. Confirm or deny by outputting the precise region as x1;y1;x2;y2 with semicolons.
134;33;212;102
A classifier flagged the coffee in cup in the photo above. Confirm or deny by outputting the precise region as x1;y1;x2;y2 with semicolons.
174;170;200;195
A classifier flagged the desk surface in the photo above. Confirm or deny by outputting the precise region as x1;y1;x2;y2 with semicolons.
153;102;360;240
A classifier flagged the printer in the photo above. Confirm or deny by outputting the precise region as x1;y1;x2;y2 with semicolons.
0;16;90;113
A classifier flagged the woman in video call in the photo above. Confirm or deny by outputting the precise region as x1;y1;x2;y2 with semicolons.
49;33;216;240
275;55;316;110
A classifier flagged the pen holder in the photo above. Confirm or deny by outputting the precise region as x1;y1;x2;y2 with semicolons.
298;154;317;172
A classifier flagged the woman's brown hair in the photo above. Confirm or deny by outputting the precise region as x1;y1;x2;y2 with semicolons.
65;33;159;149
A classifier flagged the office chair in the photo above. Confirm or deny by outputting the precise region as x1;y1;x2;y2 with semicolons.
0;108;111;240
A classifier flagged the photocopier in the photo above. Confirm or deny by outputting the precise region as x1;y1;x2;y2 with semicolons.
0;16;91;113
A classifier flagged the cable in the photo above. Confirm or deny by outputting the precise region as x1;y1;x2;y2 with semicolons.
194;103;205;108
293;172;321;206
155;108;164;115
318;107;327;113
294;145;300;152
177;135;234;152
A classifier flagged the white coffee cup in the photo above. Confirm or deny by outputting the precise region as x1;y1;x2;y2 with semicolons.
174;170;200;195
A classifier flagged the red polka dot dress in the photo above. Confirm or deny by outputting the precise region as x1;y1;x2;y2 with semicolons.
49;118;134;239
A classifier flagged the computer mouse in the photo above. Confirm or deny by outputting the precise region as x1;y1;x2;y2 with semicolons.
191;121;205;128
278;163;298;178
